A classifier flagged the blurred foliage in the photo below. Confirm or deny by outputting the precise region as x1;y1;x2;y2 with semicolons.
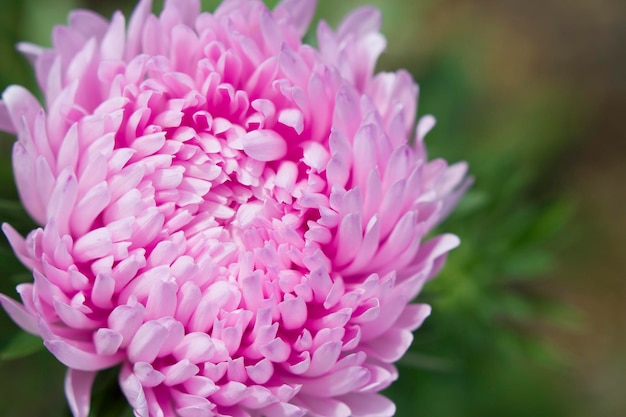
0;0;595;416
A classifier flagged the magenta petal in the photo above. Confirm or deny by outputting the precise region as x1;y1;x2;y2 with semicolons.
65;369;97;417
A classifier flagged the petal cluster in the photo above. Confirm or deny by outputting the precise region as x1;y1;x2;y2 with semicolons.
0;0;469;416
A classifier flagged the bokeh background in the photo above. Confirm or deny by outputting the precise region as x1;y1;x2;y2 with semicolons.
0;0;624;416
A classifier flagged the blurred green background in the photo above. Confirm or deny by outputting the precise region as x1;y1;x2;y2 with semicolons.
0;0;624;416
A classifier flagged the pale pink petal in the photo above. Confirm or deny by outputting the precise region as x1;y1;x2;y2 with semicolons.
120;365;149;417
246;358;274;384
0;294;39;335
65;369;97;417
2;223;36;270
133;362;166;387
341;393;396;417
364;328;413;362
0;100;14;134
127;320;169;363
45;339;124;371
337;7;381;40
274;0;317;37
94;328;124;356
242;129;287;161
295;396;350;417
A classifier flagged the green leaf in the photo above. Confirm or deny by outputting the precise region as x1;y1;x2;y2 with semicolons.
0;331;43;361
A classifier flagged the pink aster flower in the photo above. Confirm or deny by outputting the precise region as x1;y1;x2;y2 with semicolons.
0;0;470;416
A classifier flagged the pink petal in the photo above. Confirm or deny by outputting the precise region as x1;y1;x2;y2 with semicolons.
274;0;317;37
298;366;370;397
127;320;168;363
337;7;381;40
295;396;350;417
261;402;306;417
278;108;304;134
352;124;378;186
145;279;178;320
73;227;113;262
69;10;109;40
278;295;307;330
1;85;41;137
259;337;291;363
0;100;15;134
334;212;363;266
364;328;413;362
245;358;274;384
239;385;276;409
12;143;45;224
2;223;36;270
0;293;39;335
173;332;215;363
332;86;360;139
395;303;431;331
242;129;287;161
108;303;145;347
119;365;149;417
183;376;219;398
416;114;436;143
45;339;124;371
100;11;126;61
305;340;342;377
94;328;124;356
341;393;396;417
71;181;111;236
65;369;97;417
211;381;248;407
162;359;200;386
133;362;166;388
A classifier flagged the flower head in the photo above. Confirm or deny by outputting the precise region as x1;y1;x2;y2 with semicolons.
0;0;469;416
